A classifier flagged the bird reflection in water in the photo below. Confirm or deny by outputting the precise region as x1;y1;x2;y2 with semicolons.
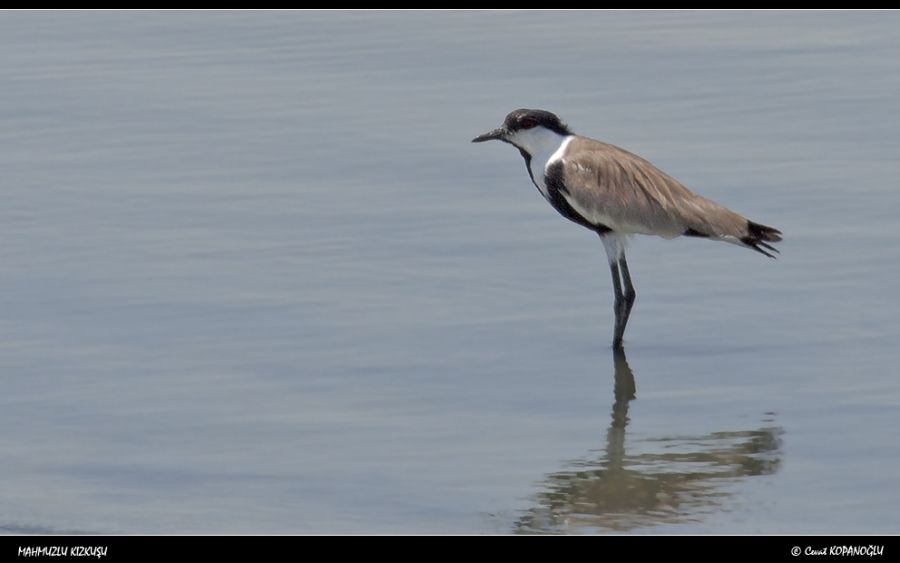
515;349;783;534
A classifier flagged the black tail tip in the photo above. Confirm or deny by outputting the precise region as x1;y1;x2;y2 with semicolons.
747;221;783;242
743;221;782;258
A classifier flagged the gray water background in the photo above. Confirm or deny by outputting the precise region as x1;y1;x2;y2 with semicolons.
1;11;898;533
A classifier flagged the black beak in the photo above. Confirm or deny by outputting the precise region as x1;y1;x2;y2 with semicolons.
471;127;506;143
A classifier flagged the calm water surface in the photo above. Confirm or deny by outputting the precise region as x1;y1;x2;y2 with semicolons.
1;11;898;533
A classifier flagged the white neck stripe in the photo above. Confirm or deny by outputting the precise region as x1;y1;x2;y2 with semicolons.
547;135;574;169
525;134;573;200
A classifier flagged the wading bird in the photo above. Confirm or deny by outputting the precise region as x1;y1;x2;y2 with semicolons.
472;109;781;348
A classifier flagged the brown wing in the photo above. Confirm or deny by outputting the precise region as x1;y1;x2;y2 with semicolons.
557;136;751;241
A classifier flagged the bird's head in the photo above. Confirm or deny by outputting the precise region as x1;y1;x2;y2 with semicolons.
472;109;571;153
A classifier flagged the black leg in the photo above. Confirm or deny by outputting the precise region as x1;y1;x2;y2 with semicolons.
618;254;636;337
601;235;634;349
609;260;626;349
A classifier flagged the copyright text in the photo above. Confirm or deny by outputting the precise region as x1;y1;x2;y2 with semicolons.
792;545;884;557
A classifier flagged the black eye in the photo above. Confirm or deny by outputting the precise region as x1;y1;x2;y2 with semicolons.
520;117;538;129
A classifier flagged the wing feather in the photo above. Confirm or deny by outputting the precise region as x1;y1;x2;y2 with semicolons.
557;137;749;240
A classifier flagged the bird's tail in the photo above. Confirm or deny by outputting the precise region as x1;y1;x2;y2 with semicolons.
741;221;783;258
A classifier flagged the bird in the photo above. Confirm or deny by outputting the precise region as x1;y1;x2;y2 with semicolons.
472;108;782;349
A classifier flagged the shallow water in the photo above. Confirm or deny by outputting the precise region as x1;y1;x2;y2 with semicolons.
1;11;898;533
